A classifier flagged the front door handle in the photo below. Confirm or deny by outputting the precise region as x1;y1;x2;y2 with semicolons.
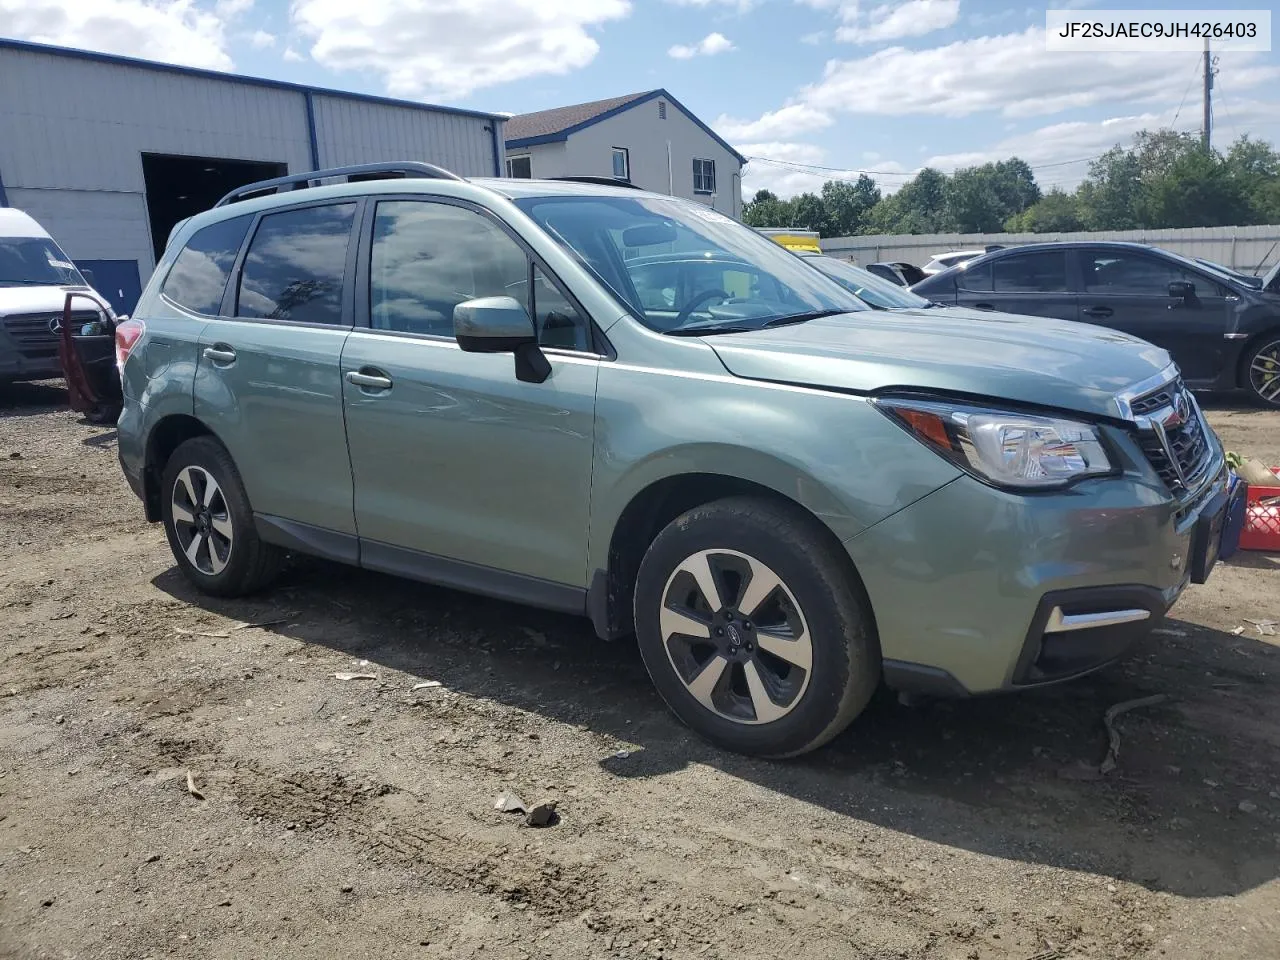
1082;306;1114;318
346;369;393;391
973;302;995;310
202;345;237;365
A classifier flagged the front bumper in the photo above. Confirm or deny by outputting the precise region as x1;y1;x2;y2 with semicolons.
846;459;1228;696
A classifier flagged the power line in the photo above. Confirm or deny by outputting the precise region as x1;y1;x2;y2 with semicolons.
1170;52;1202;127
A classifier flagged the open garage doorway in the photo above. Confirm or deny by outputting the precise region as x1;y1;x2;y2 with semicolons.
142;153;287;262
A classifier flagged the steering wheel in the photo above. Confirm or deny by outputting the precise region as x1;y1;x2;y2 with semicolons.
674;289;731;327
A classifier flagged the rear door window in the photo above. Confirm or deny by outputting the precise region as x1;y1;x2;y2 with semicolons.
236;204;356;325
992;252;1069;293
160;214;252;315
956;261;992;292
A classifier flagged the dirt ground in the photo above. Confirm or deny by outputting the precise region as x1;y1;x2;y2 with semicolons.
2;381;1280;960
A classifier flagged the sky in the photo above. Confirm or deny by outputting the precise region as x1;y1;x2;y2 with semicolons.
2;0;1277;198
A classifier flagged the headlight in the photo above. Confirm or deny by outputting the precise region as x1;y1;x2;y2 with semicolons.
874;398;1114;490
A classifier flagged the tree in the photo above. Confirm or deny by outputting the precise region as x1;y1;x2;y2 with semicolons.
789;192;826;232
1140;147;1252;228
1077;145;1143;229
742;189;793;229
946;166;1006;233
864;167;949;234
820;175;881;237
1006;189;1085;233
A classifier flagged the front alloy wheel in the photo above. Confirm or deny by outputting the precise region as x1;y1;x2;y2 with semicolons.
661;549;813;725
634;496;879;758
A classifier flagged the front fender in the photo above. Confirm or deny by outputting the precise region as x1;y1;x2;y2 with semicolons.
587;361;961;576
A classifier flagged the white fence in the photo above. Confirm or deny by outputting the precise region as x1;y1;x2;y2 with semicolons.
821;224;1280;273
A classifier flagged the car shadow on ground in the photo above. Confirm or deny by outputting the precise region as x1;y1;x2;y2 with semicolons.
153;553;1280;901
0;380;67;418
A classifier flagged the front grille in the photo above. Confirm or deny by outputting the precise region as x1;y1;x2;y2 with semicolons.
1;310;99;360
1129;378;1214;497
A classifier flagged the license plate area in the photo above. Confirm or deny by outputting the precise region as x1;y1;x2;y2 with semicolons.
1189;490;1228;584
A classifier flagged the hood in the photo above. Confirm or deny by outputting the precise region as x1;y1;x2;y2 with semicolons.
707;309;1172;419
0;284;106;317
1263;261;1280;295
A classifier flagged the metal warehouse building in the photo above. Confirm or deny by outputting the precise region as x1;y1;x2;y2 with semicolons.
0;39;506;314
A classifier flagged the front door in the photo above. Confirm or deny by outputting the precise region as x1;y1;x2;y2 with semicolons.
341;198;599;593
193;200;360;541
1076;248;1233;383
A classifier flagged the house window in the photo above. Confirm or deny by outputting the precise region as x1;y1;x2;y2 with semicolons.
693;158;715;195
658;101;667;120
506;155;532;178
611;147;630;181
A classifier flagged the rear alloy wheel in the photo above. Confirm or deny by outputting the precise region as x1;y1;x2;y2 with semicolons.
1245;336;1280;408
635;496;879;758
161;436;284;597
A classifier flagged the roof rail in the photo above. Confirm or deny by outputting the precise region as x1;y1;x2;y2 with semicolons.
547;176;644;190
214;161;464;207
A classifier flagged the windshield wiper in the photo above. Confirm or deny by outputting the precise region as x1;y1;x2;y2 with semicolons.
761;309;847;327
665;322;757;336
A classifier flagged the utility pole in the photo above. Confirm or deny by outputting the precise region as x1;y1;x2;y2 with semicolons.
1202;38;1216;151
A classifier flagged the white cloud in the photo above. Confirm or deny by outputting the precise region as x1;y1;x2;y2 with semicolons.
715;103;832;140
215;0;252;14
249;28;276;48
0;0;234;69
798;28;1279;120
741;141;911;198
283;46;304;61
666;0;754;8
668;32;735;59
291;0;631;100
800;30;827;44
836;0;960;43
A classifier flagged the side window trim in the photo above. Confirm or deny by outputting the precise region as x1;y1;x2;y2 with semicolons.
352;193;614;359
220;196;365;328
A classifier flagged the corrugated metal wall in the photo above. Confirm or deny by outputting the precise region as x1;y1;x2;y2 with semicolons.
0;43;501;279
312;96;501;177
822;225;1280;273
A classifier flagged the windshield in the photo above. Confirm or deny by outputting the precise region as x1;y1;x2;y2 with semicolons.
801;254;931;309
512;195;867;333
0;237;86;287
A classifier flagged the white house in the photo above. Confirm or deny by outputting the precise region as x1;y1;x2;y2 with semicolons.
504;90;745;219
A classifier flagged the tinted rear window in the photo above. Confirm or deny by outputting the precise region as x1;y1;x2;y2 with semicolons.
237;204;356;325
160;215;252;315
993;252;1068;293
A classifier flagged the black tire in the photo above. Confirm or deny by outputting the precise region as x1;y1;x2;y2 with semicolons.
1243;334;1280;409
160;436;284;597
86;402;121;425
633;496;879;758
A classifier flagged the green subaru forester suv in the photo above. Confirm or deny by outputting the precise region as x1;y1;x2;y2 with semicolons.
114;162;1230;757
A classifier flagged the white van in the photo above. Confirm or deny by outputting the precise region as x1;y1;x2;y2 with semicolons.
0;208;112;384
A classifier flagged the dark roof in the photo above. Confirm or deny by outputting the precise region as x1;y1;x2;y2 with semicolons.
0;37;506;122
505;88;746;165
503;91;654;142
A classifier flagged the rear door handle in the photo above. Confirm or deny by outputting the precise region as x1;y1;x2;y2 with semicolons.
346;369;393;391
973;302;994;310
1082;306;1114;318
202;345;236;365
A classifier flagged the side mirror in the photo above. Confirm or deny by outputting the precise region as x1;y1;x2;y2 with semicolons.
1168;280;1195;301
453;296;550;384
454;296;535;352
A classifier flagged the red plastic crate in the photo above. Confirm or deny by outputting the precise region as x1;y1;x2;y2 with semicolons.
1239;467;1280;553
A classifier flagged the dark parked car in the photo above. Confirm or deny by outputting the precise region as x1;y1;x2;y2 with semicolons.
912;241;1280;407
864;261;926;286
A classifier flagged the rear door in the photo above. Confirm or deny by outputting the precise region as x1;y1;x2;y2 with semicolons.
953;250;1079;323
193;200;360;546
1077;248;1233;381
340;197;599;592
